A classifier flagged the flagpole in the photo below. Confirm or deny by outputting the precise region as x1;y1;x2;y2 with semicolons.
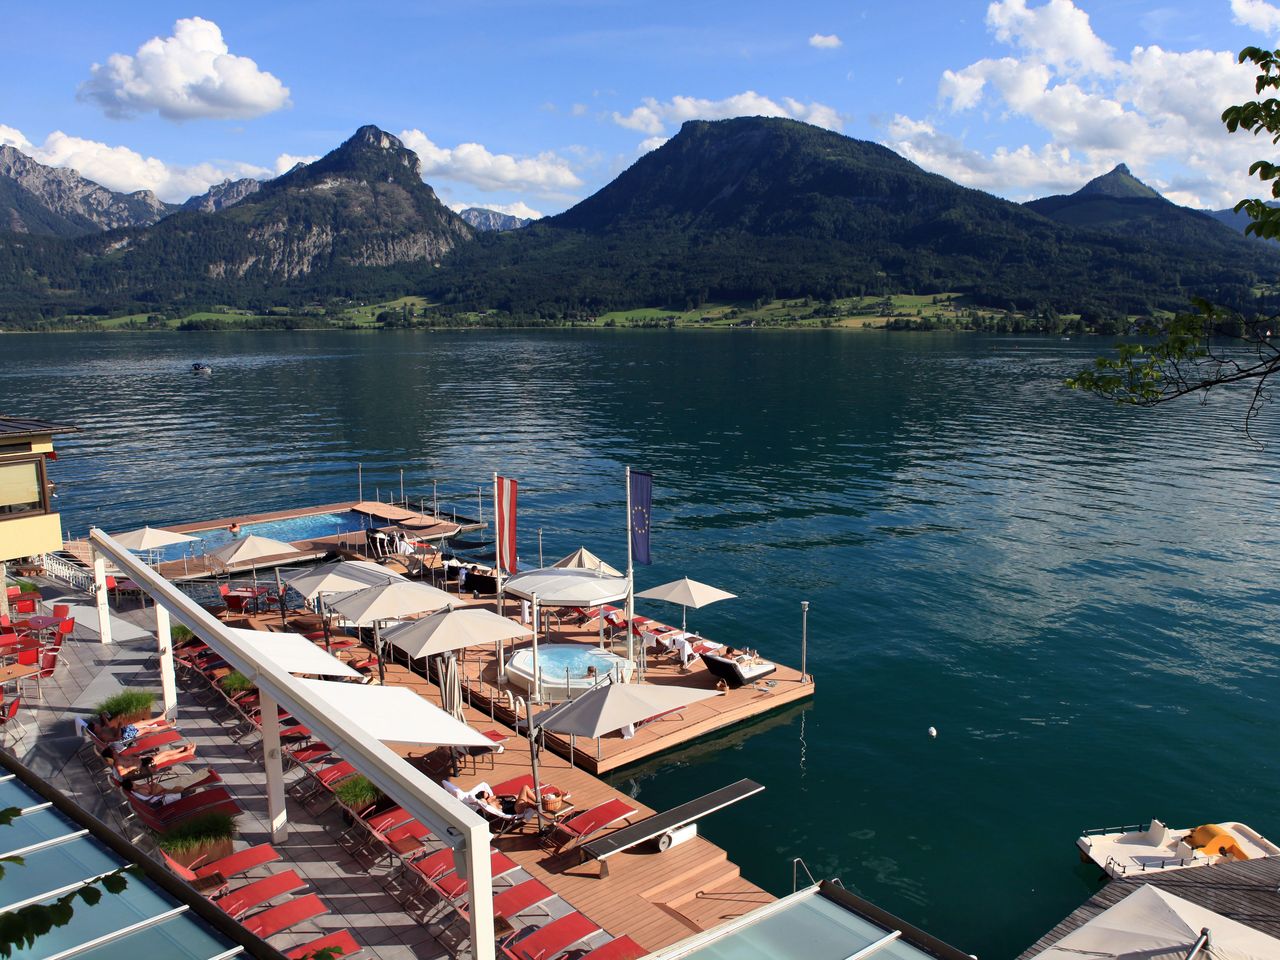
625;466;634;669
493;472;503;620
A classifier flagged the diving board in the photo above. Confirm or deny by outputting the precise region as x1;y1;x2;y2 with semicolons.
582;778;764;872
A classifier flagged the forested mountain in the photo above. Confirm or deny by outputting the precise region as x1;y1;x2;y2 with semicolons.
1025;164;1256;258
0;145;175;236
182;177;262;213
458;208;533;231
430;119;1279;317
0;118;1277;324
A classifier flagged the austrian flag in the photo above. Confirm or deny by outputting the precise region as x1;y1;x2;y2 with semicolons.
496;475;518;574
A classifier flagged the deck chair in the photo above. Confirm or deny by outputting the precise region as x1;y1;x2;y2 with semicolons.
541;798;637;854
436;875;558;946
580;936;647;960
0;697;26;747
501;912;601;960
126;787;240;833
162;843;281;897
699;652;776;689
216;869;307;920
241;892;328;939
286;930;363;960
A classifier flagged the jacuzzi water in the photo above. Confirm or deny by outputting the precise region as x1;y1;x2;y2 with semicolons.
506;643;633;699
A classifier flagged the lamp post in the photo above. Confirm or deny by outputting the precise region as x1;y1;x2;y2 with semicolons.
801;600;810;684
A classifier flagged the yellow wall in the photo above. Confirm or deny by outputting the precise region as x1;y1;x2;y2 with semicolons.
0;511;62;562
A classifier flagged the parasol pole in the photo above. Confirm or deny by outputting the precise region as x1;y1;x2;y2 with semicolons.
527;711;545;833
531;596;541;704
625;466;634;668
375;619;385;685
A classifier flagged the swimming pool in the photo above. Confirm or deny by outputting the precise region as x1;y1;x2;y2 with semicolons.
156;510;373;560
506;643;634;701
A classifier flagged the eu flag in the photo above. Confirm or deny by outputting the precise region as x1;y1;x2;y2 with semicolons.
629;469;653;566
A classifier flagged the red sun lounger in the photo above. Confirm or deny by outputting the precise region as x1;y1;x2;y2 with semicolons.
217;869;308;920
193;842;280;879
542;798;636;854
492;878;556;921
286;929;362;959
580;936;647;960
502;911;601;960
242;892;328;939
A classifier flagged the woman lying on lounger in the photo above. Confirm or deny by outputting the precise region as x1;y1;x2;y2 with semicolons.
103;742;196;778
474;784;542;818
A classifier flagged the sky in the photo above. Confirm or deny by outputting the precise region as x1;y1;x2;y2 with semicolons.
2;0;1279;217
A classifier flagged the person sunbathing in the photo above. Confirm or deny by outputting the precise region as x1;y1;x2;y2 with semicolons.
474;784;542;818
104;742;196;778
89;713;169;743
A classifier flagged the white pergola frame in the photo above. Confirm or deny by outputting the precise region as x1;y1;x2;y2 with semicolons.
87;528;497;960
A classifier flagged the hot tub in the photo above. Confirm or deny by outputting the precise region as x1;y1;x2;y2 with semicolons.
506;643;634;701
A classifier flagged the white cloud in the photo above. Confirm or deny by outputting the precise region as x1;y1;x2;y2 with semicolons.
398;129;581;194
2;125;271;202
638;136;669;154
79;17;290;120
1231;0;1280;39
612;91;843;136
571;103;589;117
449;199;543;219
809;33;842;49
273;153;318;175
885;0;1265;208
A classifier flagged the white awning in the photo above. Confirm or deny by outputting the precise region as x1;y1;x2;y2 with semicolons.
226;627;363;679
284;559;405;602
295;678;491;749
501;567;631;607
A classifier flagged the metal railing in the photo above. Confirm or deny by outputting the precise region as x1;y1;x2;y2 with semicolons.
1080;822;1146;838
1105;853;1218;876
39;552;95;591
792;856;818;893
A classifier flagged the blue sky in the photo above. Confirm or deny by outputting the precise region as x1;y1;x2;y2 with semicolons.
2;1;1278;215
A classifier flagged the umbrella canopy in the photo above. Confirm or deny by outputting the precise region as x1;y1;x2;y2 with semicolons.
208;534;301;568
283;559;404;602
295;678;491;749
381;607;533;659
551;547;623;578
635;577;737;608
502;567;631;607
531;678;721;739
225;627;363;679
326;578;454;626
1035;884;1280;960
112;526;197;551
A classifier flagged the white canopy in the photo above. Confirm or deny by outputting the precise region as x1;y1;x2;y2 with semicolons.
112;526;197;551
502;567;631;607
226;627;363;679
284;559;404;602
1034;884;1280;960
209;535;301;568
532;678;721;739
551;547;622;578
382;607;533;659
326;579;454;626
295;678;491;749
635;577;737;608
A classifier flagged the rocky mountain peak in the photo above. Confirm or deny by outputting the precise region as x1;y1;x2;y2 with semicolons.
1076;163;1162;200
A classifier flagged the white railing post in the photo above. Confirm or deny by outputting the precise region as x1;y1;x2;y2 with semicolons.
91;551;113;646
154;602;177;720
259;691;288;842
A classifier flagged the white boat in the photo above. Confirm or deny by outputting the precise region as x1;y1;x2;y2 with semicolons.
1077;819;1280;879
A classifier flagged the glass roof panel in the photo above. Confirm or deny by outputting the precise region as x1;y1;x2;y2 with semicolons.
76;913;238;960
1;806;79;856
0;835;122;910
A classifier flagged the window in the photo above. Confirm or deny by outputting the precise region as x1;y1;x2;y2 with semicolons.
0;459;46;517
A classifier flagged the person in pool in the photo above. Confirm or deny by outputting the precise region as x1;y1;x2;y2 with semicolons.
228;522;242;536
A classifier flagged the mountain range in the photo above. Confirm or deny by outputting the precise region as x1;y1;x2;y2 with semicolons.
0;119;1275;324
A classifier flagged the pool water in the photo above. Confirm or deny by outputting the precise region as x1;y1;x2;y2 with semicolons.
157;510;373;560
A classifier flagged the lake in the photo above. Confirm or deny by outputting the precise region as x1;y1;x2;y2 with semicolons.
3;328;1277;958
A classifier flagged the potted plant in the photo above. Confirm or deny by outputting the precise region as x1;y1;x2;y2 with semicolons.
157;811;238;868
219;671;254;696
333;775;382;814
94;689;155;725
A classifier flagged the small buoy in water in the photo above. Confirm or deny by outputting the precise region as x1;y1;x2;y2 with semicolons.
928;726;937;739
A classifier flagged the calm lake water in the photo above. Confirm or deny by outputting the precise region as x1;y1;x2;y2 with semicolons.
3;329;1278;958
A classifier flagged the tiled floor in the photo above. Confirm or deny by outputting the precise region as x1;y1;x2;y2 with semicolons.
6;582;449;959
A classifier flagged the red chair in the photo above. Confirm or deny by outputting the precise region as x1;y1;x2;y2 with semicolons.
19;638;65;700
580;936;647;960
125;788;240;833
285;930;362;960
501;912;601;960
241;892;328;939
161;843;280;897
541;798;637;854
13;599;36;616
492;878;556;922
216;870;307;920
51;604;70;620
0;697;25;746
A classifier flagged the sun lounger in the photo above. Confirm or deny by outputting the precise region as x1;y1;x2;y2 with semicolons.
501;911;601;960
542;798;637;855
492;878;556;921
172;842;280;889
582;779;764;874
217;869;307;919
242;891;328;939
126;787;241;832
699;652;776;689
579;936;647;960
286;930;363;960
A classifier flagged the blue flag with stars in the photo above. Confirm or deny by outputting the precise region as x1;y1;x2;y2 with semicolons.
629;470;653;565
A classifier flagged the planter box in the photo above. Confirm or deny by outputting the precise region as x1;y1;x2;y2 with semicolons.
163;836;234;869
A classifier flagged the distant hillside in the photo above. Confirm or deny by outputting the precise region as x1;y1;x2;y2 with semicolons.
0;145;175;236
458;207;532;231
1024;164;1254;256
432;119;1279;316
182;177;261;213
